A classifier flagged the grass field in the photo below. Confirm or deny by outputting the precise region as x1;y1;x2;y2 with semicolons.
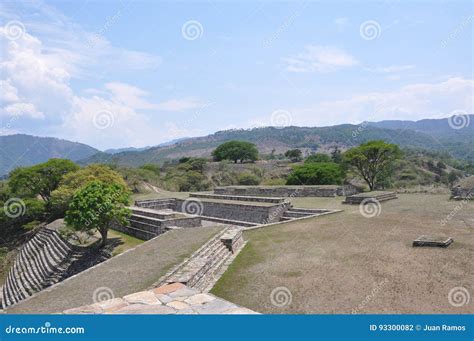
211;194;473;314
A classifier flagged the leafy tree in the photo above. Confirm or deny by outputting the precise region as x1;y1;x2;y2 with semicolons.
212;141;258;163
140;164;160;175
331;147;343;164
343;140;402;191
9;159;78;204
286;162;344;185
285;149;303;162
65;181;131;248
51;164;128;217
305;153;332;163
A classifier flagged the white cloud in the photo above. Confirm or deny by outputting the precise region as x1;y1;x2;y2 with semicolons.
282;45;358;73
334;17;349;29
288;77;473;125
366;65;415;73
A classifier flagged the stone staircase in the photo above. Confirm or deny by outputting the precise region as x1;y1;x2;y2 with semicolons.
343;191;398;204
158;227;244;292
112;207;202;240
2;228;81;309
280;208;332;221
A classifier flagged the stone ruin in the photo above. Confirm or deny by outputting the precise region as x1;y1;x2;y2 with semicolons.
343;191;397;204
451;175;474;200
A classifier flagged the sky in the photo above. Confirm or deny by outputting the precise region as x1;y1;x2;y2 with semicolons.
0;0;472;150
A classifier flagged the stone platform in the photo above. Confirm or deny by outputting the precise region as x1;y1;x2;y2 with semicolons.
343;191;397;204
215;185;358;197
412;236;454;248
63;283;257;314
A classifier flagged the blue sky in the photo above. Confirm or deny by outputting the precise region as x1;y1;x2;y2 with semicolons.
0;0;472;150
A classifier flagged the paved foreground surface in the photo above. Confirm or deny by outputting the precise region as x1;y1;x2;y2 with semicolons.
212;194;473;314
63;282;257;314
5;227;222;314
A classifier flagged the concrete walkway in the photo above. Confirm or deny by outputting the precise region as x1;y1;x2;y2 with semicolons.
5;227;222;314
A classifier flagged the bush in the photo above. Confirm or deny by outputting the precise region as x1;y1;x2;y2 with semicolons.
237;172;261;185
286;162;344;185
305;153;332;163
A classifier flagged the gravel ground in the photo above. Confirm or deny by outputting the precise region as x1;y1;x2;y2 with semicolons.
212;194;473;314
5;226;222;314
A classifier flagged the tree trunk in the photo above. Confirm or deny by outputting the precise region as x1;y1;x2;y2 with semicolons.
98;226;108;248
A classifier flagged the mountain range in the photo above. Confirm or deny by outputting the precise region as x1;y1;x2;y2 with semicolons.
1;115;472;175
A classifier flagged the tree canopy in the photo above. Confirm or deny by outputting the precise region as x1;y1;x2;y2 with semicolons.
212;141;258;163
65;180;130;247
343;140;402;190
305;153;332;163
8;159;79;204
286;162;344;185
285;149;303;162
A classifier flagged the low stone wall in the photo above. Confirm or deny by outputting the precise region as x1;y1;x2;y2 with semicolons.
451;187;474;200
190;193;285;203
343;191;397;204
175;199;288;224
214;185;358;197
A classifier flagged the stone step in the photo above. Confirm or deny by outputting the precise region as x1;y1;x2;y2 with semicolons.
189;193;286;204
130;214;165;226
199;216;258;227
129;218;163;233
288;208;330;214
283;210;315;218
130;207;178;220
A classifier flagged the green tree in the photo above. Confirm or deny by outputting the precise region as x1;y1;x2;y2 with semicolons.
286;162;344;185
9;159;79;204
331;147;343;164
65;181;131;247
343;140;402;191
305;153;332;163
284;149;303;162
51;164;128;217
212;141;258;163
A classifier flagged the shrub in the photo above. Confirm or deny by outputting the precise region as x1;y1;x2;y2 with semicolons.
286;162;344;185
305;153;332;163
237;172;261;185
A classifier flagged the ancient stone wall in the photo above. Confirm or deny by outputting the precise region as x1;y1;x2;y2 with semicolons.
2;228;80;309
214;185;358;197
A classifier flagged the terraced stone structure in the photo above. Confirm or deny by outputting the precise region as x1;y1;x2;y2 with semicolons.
214;185;358;197
343;191;398;204
2;225;82;308
112;206;202;240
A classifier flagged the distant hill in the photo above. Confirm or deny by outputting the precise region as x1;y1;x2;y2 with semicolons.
79;115;474;167
0;134;98;176
104;138;189;154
